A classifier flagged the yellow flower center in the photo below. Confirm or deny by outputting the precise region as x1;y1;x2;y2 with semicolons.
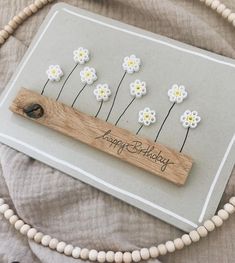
99;89;105;95
187;115;194;123
175;90;181;97
128;60;134;66
86;72;91;77
51;69;57;75
135;85;141;91
144;113;150;120
79;52;84;57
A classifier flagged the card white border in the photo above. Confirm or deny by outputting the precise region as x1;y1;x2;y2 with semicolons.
0;6;234;229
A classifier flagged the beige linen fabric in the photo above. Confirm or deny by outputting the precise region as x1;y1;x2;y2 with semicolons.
0;1;235;262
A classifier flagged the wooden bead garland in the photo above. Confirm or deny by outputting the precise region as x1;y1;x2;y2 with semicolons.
3;187;231;263
2;192;232;262
0;0;235;261
0;0;234;46
0;196;234;260
199;0;235;25
0;0;55;45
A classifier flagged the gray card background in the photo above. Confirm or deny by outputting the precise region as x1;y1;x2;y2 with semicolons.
0;3;234;232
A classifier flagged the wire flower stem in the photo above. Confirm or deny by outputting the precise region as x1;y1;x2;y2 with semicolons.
71;83;87;108
106;71;127;122
56;63;79;101
180;127;190;152
154;102;176;142
41;79;49;95
136;124;144;135
95;100;104;118
115;97;135;126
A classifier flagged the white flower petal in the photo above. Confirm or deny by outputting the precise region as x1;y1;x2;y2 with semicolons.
180;110;201;129
122;55;141;74
167;84;188;104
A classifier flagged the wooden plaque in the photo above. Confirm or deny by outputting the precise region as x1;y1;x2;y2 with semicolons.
10;88;193;185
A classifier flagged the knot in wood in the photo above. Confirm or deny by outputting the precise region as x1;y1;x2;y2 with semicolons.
23;103;44;119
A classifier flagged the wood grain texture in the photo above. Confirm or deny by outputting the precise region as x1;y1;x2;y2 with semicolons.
10;88;193;185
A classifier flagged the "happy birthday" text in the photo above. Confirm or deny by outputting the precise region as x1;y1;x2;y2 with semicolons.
95;130;174;172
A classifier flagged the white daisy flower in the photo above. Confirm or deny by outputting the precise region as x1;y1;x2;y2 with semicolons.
122;55;141;74
168;84;188;104
73;47;90;64
180;110;201;129
138;107;156;126
130;79;147;98
46;65;63;81
80;67;97;85
94;84;111;102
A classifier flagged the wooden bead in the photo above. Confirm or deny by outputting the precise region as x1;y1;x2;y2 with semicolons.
211;0;220;10
222;8;231;18
114;252;123;263
0;35;5;45
20;224;31;235
123;252;132;263
173;238;184;250
89;249;98;261
149;246;159;258
4;209;14;219
72;247;81;259
204;220;215;232
34;232;43;243
13;15;23;25
197;226;208;237
27;228;37;239
9;215;19;225
0;204;9;214
29;4;38;13
41;235;51;246
131;250;141;262
8;20;18;29
228;13;235;23
0;30;9;40
217;209;229;220
106;251;115;262
80;248;89;260
140;248;150;260
224;203;235;214
216;4;226;14
158;244;167;255
49;238;59;250
211;215;223;227
189;230;200;242
14;219;24;230
4;25;14;34
23;7;33;16
18;11;28;20
232;19;235;27
56;241;66;253
64;244;74;256
34;0;44;9
165;241;175;253
97;251;106;263
181;234;192;246
205;0;213;6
